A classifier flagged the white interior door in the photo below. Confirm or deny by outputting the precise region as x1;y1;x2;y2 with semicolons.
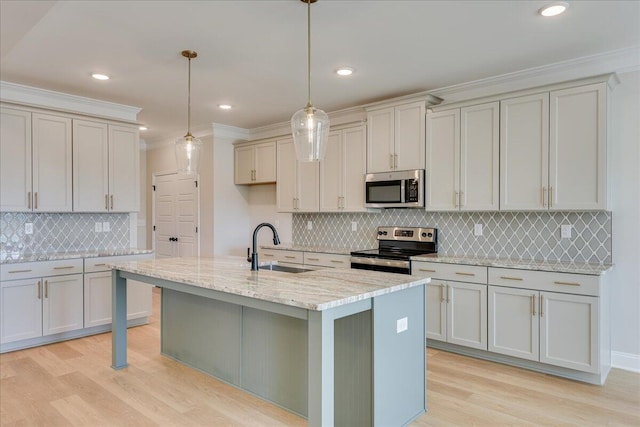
154;173;199;258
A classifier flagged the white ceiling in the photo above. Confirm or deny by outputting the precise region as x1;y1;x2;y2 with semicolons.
1;0;638;143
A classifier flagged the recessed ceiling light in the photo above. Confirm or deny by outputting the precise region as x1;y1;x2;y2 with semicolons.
91;73;110;81
218;104;232;110
139;126;148;131
336;67;354;76
539;2;569;17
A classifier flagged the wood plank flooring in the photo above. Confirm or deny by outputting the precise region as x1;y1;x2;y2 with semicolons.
1;287;638;426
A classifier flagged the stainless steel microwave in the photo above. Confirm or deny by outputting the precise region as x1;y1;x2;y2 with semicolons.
365;169;425;208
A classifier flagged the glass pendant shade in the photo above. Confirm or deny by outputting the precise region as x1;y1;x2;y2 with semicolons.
175;134;202;174
291;105;329;162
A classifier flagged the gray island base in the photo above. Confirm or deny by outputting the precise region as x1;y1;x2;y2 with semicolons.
110;257;430;427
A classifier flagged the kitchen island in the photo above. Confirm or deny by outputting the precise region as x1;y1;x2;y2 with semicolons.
110;256;430;427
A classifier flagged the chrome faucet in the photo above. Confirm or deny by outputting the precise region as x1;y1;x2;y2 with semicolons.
248;223;281;271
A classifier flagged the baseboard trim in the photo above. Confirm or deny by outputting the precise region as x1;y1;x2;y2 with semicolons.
611;351;640;373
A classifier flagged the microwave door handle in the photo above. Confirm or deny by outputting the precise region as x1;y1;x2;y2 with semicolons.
400;179;405;203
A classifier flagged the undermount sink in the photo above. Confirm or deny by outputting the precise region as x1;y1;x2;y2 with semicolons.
258;264;311;274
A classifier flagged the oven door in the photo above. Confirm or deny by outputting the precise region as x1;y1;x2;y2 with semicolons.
350;256;411;275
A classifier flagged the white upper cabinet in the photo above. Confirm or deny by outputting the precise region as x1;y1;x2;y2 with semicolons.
73;121;139;212
0;109;72;212
500;82;608;211
500;92;550;211
276;138;319;212
426;102;499;211
320;125;366;212
549;83;607;210
0;108;32;211
367;101;425;173
234;140;276;185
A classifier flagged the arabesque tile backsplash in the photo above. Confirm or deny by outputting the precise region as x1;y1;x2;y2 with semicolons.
293;210;612;264
1;212;130;261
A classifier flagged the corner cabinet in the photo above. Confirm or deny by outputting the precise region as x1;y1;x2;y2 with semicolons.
234;140;276;184
276;138;319;212
73;120;140;212
320;125;366;212
366;101;425;173
500;82;608;211
0;108;73;212
426;102;499;211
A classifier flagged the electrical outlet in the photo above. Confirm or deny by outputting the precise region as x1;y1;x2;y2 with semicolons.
474;224;483;236
307;221;313;230
24;223;33;235
95;222;103;232
103;222;111;232
351;221;358;232
397;317;408;334
561;224;572;239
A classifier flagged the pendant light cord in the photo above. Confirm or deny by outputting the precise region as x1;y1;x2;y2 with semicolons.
306;0;312;109
187;55;192;137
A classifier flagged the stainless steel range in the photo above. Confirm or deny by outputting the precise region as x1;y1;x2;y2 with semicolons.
350;226;438;275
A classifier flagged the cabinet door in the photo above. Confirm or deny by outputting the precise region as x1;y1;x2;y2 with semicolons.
539;291;599;373
73;120;109;211
342;125;367;212
461;102;499;211
394;101;425;171
109;125;140;212
0;108;32;212
234;145;254;184
42;274;84;336
0;278;42;344
32;113;73;212
500;93;549;211
425;281;446;342
276;138;296;212
367;107;395;173
425;109;459;210
84;271;112;327
446;281;487;350
296;159;319;212
488;286;539;361
320;131;342;212
254;141;276;183
549;83;607;210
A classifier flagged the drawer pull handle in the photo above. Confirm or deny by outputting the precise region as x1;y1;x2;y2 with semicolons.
263;253;274;257
500;276;523;281
306;258;320;261
93;263;106;267
54;266;75;270
284;256;296;259
553;281;580;286
330;260;344;264
8;269;33;274
455;272;475;276
419;268;436;273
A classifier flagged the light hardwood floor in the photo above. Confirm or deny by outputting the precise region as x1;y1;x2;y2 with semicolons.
1;287;638;426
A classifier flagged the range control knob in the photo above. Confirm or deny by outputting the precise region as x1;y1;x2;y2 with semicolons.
378;231;384;235
427;232;433;238
421;232;427;238
383;231;388;235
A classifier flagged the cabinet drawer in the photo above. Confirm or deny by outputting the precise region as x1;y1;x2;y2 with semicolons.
260;249;304;265
1;258;83;281
303;252;350;268
84;254;153;273
413;261;487;284
488;267;600;296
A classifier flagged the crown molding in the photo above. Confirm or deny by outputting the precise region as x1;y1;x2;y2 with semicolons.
212;123;250;141
0;81;141;122
144;123;213;150
430;46;640;103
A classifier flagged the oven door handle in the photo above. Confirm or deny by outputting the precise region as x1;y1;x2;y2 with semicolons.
350;256;410;270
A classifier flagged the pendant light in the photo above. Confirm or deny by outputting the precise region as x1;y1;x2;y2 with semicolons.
291;0;329;162
175;50;202;174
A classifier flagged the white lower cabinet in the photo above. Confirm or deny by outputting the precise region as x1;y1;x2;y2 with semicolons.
42;274;84;336
0;278;42;343
414;261;487;350
488;267;602;375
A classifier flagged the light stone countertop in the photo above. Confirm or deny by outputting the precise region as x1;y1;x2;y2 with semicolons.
109;256;429;311
411;254;612;276
260;243;355;255
0;249;153;264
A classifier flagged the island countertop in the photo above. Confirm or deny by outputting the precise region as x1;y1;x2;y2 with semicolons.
110;256;429;311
